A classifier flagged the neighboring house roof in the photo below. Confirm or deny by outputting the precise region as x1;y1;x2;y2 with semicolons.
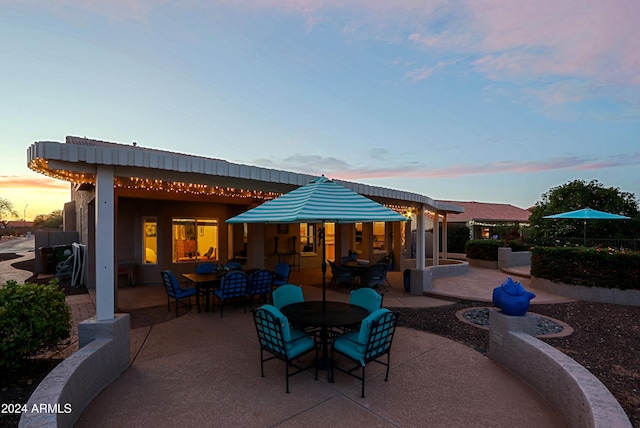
5;221;34;228
28;136;464;214
438;201;531;223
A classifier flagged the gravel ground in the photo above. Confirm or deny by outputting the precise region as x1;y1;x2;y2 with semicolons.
395;300;640;427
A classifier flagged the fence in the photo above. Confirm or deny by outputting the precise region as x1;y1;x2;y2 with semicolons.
530;237;639;251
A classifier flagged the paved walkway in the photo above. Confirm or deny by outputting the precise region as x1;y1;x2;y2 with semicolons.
0;237;34;284
1;250;570;427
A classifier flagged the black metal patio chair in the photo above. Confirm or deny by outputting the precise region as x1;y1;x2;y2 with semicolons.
253;304;318;393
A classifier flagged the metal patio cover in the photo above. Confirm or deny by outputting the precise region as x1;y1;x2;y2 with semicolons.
226;176;408;224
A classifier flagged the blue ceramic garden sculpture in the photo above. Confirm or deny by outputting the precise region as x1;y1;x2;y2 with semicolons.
492;277;536;316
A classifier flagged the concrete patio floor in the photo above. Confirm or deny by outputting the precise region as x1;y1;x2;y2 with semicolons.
0;242;571;427
75;266;570;427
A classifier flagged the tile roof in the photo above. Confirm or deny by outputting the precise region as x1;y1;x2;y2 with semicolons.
438;200;531;222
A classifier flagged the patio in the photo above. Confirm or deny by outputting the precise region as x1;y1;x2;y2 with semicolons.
74;268;568;427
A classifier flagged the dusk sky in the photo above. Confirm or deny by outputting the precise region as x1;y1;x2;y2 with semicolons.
2;0;639;220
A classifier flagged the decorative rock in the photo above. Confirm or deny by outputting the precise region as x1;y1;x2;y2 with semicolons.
492;277;536;316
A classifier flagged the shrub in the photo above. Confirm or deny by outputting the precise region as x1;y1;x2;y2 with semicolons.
465;239;502;261
508;239;529;252
447;224;470;253
531;247;640;290
0;280;71;371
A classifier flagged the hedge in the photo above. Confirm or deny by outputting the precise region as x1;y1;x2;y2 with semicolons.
465;239;528;261
531;247;640;290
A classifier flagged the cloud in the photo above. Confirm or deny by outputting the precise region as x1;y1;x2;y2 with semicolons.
253;154;353;174
2;0;164;22
404;60;455;81
0;175;70;190
401;1;640;105
465;0;640;101
255;150;640;181
11;0;639;103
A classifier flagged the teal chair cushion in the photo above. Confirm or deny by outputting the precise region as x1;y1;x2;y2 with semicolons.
272;284;304;309
335;308;390;365
349;288;382;314
260;305;314;357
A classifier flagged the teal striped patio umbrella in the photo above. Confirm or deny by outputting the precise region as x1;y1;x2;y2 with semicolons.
227;176;407;308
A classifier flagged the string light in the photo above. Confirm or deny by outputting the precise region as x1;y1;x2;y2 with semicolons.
114;177;280;200
29;157;417;208
29;158;279;201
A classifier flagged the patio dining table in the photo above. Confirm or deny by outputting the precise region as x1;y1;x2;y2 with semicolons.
182;272;223;312
280;301;369;382
340;261;372;285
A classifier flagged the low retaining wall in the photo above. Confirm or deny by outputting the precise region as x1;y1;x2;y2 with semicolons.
429;259;469;279
467;258;498;269
531;276;640;307
407;260;469;295
498;247;531;270
488;310;631;428
20;314;130;428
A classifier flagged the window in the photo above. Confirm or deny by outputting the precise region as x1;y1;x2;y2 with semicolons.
325;222;335;260
299;223;316;253
354;223;363;252
373;222;386;251
172;218;219;263
143;217;157;264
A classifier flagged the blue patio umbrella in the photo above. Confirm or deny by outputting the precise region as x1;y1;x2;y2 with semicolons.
226;176;407;309
543;208;631;245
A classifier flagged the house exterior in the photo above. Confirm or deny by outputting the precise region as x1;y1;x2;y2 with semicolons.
438;200;531;240
28;136;463;320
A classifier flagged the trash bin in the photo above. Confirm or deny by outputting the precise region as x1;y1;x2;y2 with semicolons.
39;247;57;274
403;269;411;292
53;245;73;263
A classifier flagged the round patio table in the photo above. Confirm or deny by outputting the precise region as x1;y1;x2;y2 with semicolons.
281;301;369;382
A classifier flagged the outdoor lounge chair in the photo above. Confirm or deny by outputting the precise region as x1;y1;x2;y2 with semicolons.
271;284;315;334
195;262;218;274
161;270;197;317
328;260;354;288
271;284;304;310
362;263;389;291
338;288;384;334
332;308;399;398
349;288;384;314
223;261;244;271
247;269;274;308
253;304;318;393
273;262;291;287
213;271;249;317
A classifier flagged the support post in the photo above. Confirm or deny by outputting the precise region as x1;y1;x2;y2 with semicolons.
416;205;426;270
95;166;115;321
441;213;448;260
432;211;439;267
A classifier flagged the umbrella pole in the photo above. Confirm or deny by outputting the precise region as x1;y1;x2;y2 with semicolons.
583;221;587;246
320;224;326;313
